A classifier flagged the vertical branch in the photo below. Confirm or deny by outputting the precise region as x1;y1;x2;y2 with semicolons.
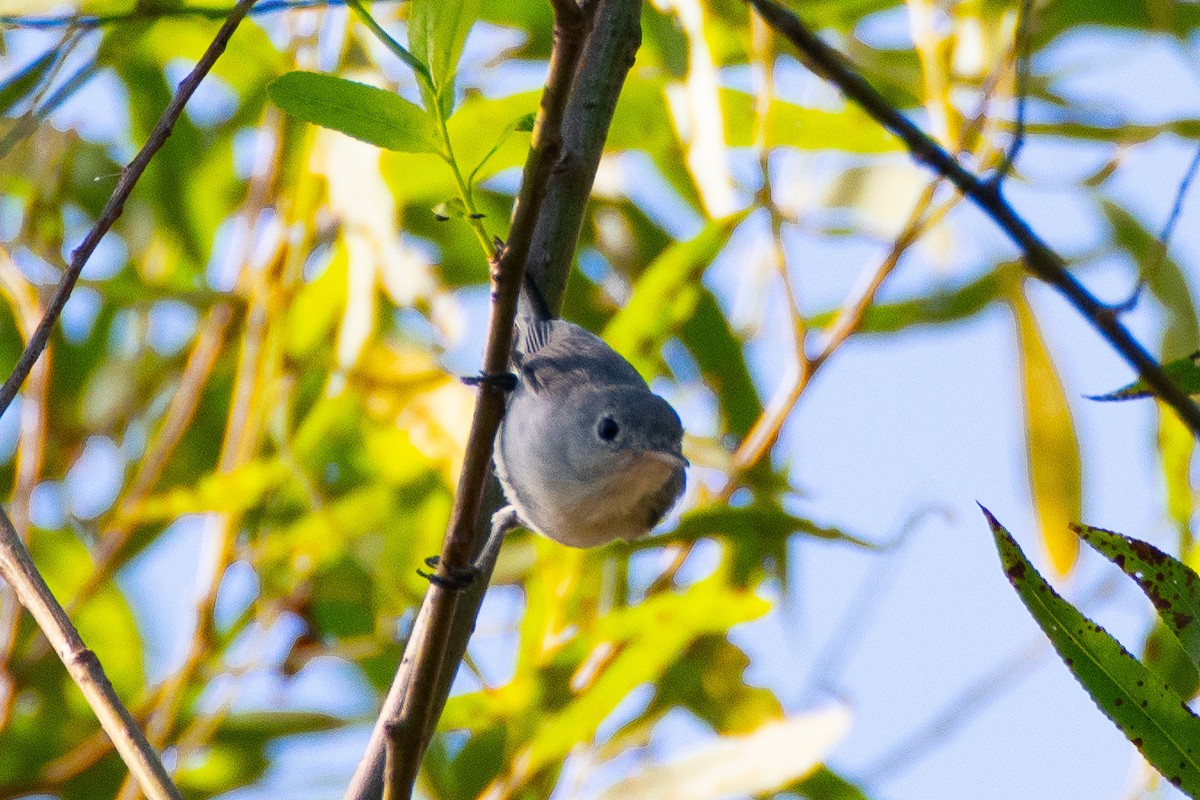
344;0;647;797
526;0;644;313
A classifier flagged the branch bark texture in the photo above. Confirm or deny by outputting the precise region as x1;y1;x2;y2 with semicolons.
747;0;1200;435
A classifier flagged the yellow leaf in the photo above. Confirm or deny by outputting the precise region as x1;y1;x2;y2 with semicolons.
1009;282;1082;576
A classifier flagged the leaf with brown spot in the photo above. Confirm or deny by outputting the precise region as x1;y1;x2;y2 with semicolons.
1074;524;1200;675
982;507;1200;795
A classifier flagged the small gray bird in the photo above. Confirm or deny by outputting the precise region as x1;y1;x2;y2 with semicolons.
494;291;687;548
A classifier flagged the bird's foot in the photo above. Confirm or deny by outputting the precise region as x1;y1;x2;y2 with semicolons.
417;555;478;591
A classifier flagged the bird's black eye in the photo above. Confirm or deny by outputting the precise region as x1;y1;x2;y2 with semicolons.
597;416;620;441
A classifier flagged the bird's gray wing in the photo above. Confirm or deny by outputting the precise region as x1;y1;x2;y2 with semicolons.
515;318;647;395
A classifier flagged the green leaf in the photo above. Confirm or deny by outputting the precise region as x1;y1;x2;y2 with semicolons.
517;576;770;777
722;88;903;153
1073;524;1200;674
642;505;877;550
178;712;342;795
807;269;1005;334
0;48;56;115
1145;619;1200;701
983;507;1200;795
409;0;480;116
595;707;850;800
1103;201;1200;359
1088;351;1200;401
125;458;295;522
310;556;377;638
605;211;750;376
679;292;761;439
1009;283;1081;575
268;71;441;153
789;766;875;800
467;111;537;185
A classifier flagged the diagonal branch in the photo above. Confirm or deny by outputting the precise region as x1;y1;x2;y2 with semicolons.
0;0;257;420
0;508;181;800
0;0;258;797
746;0;1200;435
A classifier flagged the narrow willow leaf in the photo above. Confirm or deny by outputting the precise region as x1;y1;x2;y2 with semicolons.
983;507;1200;795
679;291;761;438
519;577;770;776
0;48;56;115
268;71;441;154
1103;201;1200;359
635;505;878;550
467;112;536;185
595;707;851;800
1088;351;1200;401
807;269;1004;334
605;211;750;374
1010;288;1082;575
1074;524;1200;673
1158;404;1196;546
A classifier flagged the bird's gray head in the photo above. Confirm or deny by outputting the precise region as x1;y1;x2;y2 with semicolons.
567;385;687;473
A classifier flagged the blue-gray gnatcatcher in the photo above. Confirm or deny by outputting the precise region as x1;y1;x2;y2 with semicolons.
493;286;688;548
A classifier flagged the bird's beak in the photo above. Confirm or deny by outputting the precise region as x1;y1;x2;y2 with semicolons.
641;450;689;469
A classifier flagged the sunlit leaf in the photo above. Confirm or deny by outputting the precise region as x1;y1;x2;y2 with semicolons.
595;707;851;800
605;211;749;375
268;71;442;154
1009;284;1082;575
516;576;770;777
984;507;1200;795
409;0;480;116
122;459;295;523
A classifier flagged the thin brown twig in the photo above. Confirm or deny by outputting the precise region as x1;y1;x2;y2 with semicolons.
65;303;236;615
0;0;257;421
747;0;1200;434
115;240;288;800
0;247;48;730
990;0;1034;185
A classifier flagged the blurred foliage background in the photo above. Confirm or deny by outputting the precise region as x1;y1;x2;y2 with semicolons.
0;0;1199;797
